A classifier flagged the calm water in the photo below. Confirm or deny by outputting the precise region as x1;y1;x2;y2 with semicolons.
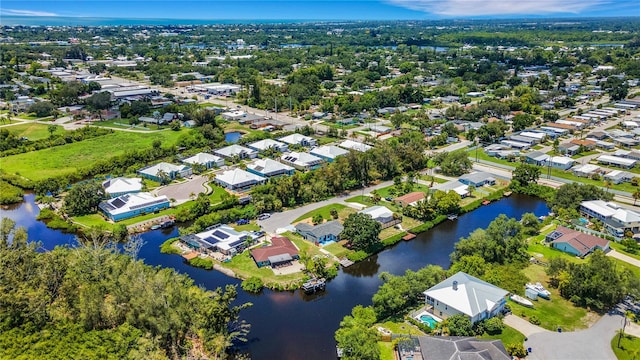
225;131;243;143
1;193;548;359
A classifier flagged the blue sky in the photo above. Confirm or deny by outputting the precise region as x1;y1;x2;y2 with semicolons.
1;0;639;20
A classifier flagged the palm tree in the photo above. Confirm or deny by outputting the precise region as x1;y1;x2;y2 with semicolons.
604;180;612;193
633;190;640;206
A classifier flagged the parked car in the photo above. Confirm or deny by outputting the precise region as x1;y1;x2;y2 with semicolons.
236;219;249;225
257;213;271;220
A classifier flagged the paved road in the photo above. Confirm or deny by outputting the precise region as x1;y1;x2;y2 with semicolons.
525;313;624;360
503;314;549;337
153;175;211;205
607;249;640;268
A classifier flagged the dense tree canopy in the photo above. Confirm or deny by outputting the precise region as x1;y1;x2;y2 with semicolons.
341;212;382;251
63;181;106;216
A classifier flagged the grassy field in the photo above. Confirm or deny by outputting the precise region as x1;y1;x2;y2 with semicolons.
223;249;305;287
468;148;515;167
6;122;64;140
16;114;54;120
293;203;353;223
92;118;155;131
0;130;185;181
478;325;525;348
378;342;394;360
323;241;352;259
376;320;425;336
207;184;228;204
612;334;640;360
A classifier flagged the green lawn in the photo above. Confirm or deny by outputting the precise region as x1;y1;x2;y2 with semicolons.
0;130;185;181
92;118;156;131
223;249;304;287
284;231;328;259
16;114;54;120
612;334;640;360
6;122;64;140
232;223;261;232
468;148;516;167
547;167;637;194
323;241;352;259
321;121;359;130
478;325;525;348
376;321;425;336
378;342;394;360
610;242;640;262
207;184;228;204
375;183;431;200
293;203;352;223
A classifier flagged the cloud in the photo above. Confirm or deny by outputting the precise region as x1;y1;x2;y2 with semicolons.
1;9;58;17
385;0;608;17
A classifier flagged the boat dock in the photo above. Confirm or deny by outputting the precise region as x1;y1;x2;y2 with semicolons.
402;233;416;241
339;258;355;267
302;278;326;293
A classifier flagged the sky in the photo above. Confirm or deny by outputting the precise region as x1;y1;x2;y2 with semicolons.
1;0;639;21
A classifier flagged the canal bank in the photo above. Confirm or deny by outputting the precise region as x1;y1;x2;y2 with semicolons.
0;193;549;360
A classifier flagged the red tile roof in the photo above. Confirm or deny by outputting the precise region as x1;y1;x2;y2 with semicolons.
250;236;299;263
552;226;609;257
395;191;426;206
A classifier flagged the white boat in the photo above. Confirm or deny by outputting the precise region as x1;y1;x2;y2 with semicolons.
510;294;534;308
526;282;551;299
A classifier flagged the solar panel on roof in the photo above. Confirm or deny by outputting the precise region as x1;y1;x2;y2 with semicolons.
212;230;229;239
111;198;126;208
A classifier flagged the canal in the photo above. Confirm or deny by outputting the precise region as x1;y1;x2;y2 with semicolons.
0;193;549;360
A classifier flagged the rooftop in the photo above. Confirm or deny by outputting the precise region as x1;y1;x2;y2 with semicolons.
250;236;299;263
102;177;142;195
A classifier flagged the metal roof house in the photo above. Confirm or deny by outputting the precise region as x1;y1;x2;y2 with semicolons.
295;220;344;245
247;139;289;153
281;151;324;171
138;162;192;182
182;152;225;169
339;139;372;152
524;151;550;166
459;172;497;187
597;155;637;169
180;224;255;255
604;170;633;184
214;144;258;159
102;177;143;198
278;133;317;147
423;272;509;324
310;145;349;162
99;192;170;221
580;200;640;237
246;158;295;178
214;168;266;191
432;180;470;198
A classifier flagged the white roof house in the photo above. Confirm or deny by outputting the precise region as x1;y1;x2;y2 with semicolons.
423;272;509;324
520;131;546;141
572;164;601;178
310;145;349;162
597;155;637;169
181;224;253;255
247;139;289;153
580;200;640;237
214;144;258;159
102;177;142;197
278;133;317;147
549;156;575;170
281;152;324;171
214;168;266;191
182;152;224;169
99;192;170;221
432;180;470;197
358;205;395;224
246;158;294;178
138;162;192;181
339;139;372;152
604;170;633;184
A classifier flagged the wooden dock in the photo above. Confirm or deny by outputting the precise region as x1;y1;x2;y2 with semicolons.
339;258;355;267
402;233;416;241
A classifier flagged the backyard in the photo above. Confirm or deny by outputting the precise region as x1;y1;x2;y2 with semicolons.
292;203;354;223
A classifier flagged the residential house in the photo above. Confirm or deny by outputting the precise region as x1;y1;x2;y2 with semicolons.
281;152;324;171
310;145;349;162
458;172;497;187
278;133;317;147
570;139;596;150
339;139;372;152
180;224;256;256
247;139;289;153
572;164;601;178
597;155;637;169
403;337;509;360
295;221;344;245
138;162;192;182
394;192;426;207
214;168;267;191
214;144;258;160
182;152;225;169
432;180;470;198
580;200;640;237
546;226;610;257
604;170;633;184
548;156;575;170
99;192;170;221
246;158;295;178
423;272;509;324
102;177;143;198
250;236;300;268
499;139;531;150
524;151;550;166
358;205;400;229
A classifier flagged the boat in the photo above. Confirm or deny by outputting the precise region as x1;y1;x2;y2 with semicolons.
510;294;534;308
150;224;161;230
160;219;175;228
526;282;551;299
482;199;491;205
503;191;512;197
447;214;458;220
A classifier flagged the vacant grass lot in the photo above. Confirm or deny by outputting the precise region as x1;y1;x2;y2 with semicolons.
293;203;352;223
0;130;184;181
6;122;64;140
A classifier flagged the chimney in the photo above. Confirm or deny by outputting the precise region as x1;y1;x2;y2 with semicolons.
453;280;458;291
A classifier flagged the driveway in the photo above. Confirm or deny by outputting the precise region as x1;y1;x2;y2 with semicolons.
503;315;549;337
153;175;210;205
525;313;624;360
607;249;640;268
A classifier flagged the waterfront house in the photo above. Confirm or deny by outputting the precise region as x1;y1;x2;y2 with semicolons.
358;205;399;229
394;192;426;207
138;162;192;182
580;200;640;237
458;172;497;187
247;139;289;153
295;221;344;245
214;168;266;191
310;145;349;162
432;180;470;198
99;192;170;221
102;177;142;198
180;224;255;256
546;226;610;258
214;144;258;160
280;151;324;171
250;236;300;268
405;337;509;360
278;133;317;147
246;158;295;178
182;152;225;169
339;139;372;152
423;272;508;324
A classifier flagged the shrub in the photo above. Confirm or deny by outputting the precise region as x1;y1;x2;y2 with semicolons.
241;276;264;293
482;317;505;335
529;315;541;325
346;250;369;262
188;257;214;270
506;343;528;358
0;180;23;204
160;238;181;255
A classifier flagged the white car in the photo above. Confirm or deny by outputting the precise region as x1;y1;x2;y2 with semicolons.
257;213;271;221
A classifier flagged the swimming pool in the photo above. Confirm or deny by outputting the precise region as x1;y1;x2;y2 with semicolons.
419;314;439;328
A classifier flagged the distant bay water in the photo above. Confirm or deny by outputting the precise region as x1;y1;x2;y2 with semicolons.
0;16;320;26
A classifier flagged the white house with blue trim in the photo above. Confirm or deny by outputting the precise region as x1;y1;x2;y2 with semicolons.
183;152;224;169
99;192;170;221
102;177;143;198
246;158;295;178
281;151;324;171
138;162;192;182
214;168;267;191
310;145;349;162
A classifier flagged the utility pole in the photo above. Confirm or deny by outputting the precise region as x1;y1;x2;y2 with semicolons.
275;97;277;122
